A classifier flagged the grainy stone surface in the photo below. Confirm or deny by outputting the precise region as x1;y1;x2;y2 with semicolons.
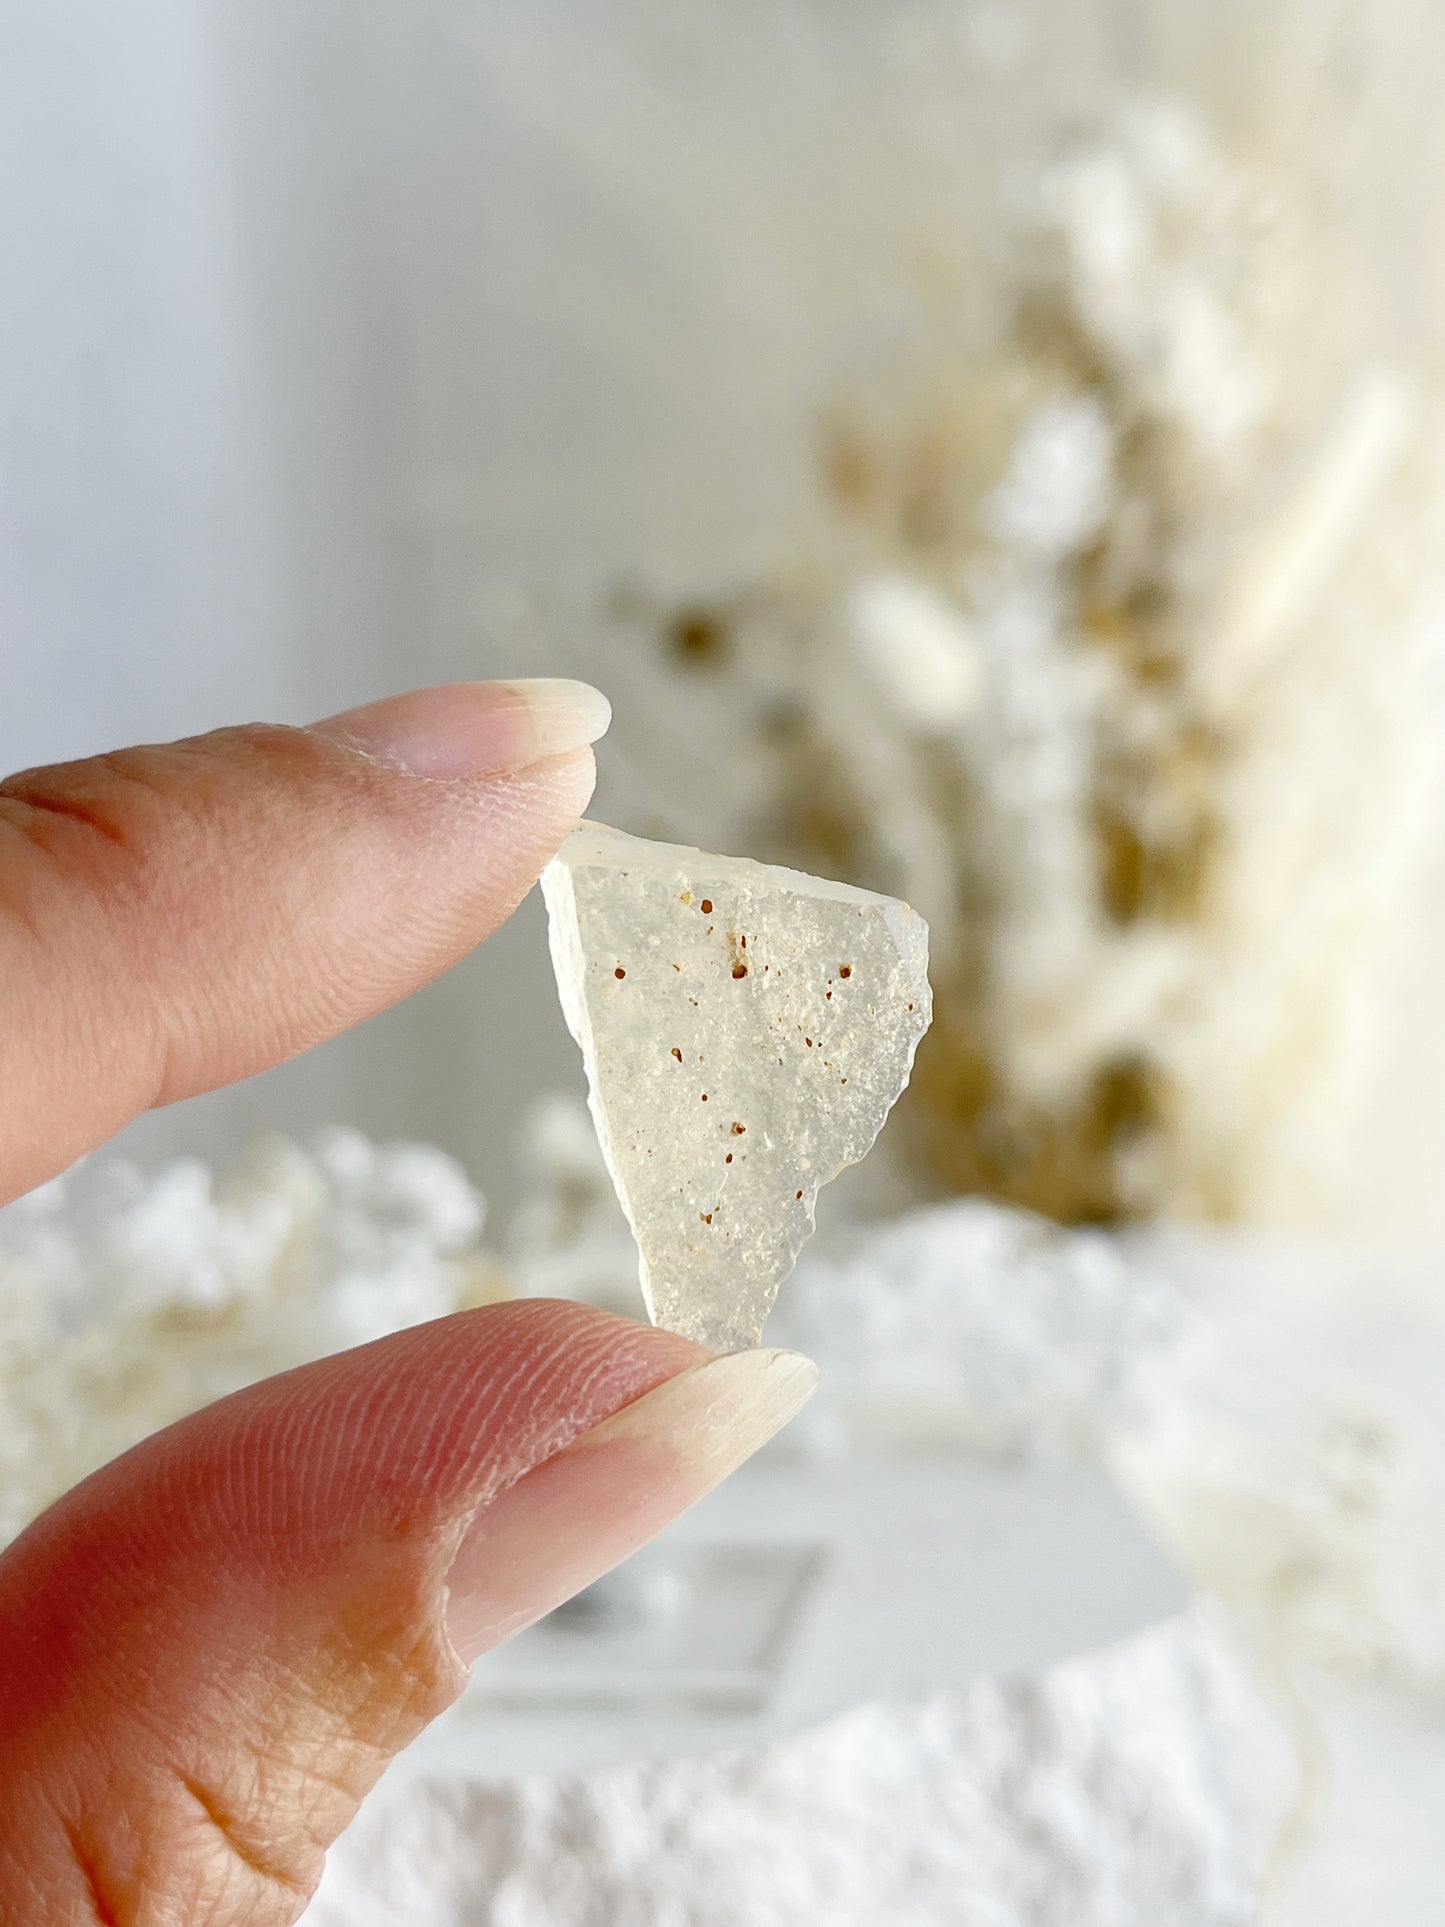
542;823;931;1349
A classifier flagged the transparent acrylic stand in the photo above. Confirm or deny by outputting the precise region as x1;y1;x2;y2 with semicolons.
475;1542;826;1715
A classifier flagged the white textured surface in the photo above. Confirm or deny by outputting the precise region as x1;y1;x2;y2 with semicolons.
774;1198;1185;1461
308;1610;1278;1927
0;1131;492;1543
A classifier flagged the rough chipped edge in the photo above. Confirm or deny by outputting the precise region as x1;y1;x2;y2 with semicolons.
542;832;936;1347
807;898;934;1189
569;818;929;918
540;851;660;1329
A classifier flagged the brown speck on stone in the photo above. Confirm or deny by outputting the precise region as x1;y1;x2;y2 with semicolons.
805;1038;813;1047
671;1048;683;1063
701;1212;714;1225
731;1122;746;1136
732;964;749;980
679;891;694;906
701;899;714;915
726;1153;734;1165
796;1190;804;1201
701;1093;709;1102
615;967;627;980
839;964;853;979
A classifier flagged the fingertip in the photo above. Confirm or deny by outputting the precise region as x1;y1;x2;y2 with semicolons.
0;720;601;1199
309;679;612;779
444;1346;818;1663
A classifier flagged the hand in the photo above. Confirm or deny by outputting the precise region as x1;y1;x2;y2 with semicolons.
0;682;816;1923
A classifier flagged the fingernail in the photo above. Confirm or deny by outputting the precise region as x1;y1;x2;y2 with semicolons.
444;1348;818;1666
311;679;612;778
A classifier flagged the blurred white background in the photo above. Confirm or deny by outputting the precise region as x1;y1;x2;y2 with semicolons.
4;0;1445;1249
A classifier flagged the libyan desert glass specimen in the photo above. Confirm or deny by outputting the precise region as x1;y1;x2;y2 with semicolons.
541;823;932;1350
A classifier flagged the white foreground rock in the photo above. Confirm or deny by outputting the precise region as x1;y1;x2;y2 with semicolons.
309;1614;1279;1927
307;1458;1287;1926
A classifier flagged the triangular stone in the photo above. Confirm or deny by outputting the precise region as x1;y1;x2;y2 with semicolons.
541;823;932;1350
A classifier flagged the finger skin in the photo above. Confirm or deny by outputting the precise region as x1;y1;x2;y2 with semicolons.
0;1300;704;1926
0;726;595;1203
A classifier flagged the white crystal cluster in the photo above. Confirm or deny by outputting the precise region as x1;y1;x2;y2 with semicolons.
771;1201;1185;1463
0;1133;493;1542
574;98;1445;1229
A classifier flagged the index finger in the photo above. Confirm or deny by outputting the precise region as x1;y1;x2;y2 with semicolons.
0;679;609;1203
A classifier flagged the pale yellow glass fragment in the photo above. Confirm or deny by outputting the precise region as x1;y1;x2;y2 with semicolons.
541;822;932;1350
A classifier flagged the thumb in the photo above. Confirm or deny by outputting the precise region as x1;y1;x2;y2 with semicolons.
0;1300;817;1924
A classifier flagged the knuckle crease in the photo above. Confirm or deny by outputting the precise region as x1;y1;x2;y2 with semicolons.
174;1770;312;1902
